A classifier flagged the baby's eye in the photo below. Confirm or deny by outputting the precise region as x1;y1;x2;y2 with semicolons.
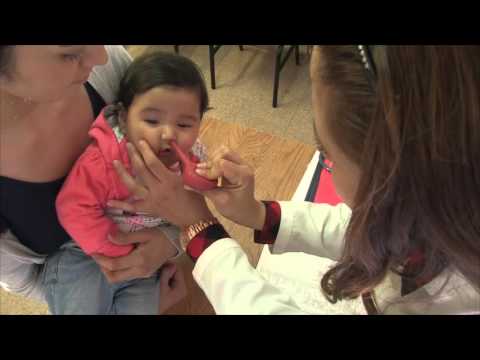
178;124;192;128
144;119;158;125
62;54;82;62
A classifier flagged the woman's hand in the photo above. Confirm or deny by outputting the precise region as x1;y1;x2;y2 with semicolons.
91;227;177;284
158;262;187;314
195;146;266;230
108;141;214;227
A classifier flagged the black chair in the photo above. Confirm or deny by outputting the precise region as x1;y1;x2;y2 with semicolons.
173;45;244;89
209;45;300;108
174;45;301;108
208;45;244;89
272;45;300;108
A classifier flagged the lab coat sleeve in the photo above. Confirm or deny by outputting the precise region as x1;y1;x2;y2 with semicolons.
193;238;309;314
271;201;351;261
191;201;350;314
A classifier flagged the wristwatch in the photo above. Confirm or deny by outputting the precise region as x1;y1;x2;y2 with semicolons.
185;218;219;241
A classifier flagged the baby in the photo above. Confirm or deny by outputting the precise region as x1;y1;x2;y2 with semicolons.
54;51;209;314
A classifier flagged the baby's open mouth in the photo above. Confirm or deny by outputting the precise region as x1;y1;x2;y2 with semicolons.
157;148;179;167
158;148;171;155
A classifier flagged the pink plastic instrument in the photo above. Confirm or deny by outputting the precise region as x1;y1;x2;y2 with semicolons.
169;140;218;191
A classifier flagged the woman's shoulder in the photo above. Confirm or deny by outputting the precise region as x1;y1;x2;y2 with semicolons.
103;45;132;78
381;266;480;314
88;46;132;104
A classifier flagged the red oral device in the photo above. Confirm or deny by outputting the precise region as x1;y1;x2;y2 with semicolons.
169;141;217;191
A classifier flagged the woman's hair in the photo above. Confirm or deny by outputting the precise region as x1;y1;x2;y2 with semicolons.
0;46;14;78
117;50;209;116
315;46;480;302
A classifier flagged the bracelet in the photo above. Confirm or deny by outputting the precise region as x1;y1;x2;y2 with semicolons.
184;218;220;242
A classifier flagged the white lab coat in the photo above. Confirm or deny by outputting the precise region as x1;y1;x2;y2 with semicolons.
193;201;480;314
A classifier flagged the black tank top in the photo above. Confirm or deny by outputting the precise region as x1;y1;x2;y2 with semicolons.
0;82;106;255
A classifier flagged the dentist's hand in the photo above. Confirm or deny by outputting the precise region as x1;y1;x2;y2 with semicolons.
108;141;214;227
92;227;177;283
193;145;266;230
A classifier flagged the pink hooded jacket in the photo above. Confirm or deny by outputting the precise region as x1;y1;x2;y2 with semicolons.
56;108;205;258
56;109;137;257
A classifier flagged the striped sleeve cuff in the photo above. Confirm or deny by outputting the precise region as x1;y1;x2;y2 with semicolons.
186;224;230;263
254;201;281;245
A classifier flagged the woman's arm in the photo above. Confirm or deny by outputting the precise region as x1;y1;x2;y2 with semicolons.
181;201;348;314
259;200;350;261
193;238;309;314
88;45;132;104
0;229;46;303
168;216;310;314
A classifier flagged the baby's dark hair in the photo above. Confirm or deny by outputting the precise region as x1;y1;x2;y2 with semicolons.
118;51;209;116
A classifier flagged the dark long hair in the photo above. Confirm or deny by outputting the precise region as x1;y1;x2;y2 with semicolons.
316;46;480;301
0;46;14;78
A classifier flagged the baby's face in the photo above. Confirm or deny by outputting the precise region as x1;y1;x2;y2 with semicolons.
122;86;201;167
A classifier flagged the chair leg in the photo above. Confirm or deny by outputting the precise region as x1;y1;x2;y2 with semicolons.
209;45;216;89
295;45;300;65
273;46;284;108
174;45;179;54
